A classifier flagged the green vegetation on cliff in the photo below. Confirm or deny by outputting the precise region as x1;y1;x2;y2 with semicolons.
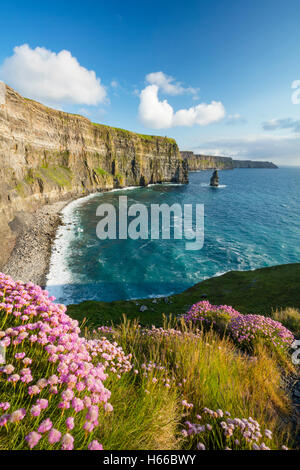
0;83;188;268
67;263;300;330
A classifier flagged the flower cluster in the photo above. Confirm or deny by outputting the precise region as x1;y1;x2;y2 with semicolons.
183;301;294;353
183;301;240;325
228;314;294;351
0;273;132;450
182;407;288;450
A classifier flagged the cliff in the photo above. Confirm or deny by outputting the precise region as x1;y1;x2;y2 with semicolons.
0;82;188;268
181;151;278;170
232;159;278;168
180;151;234;170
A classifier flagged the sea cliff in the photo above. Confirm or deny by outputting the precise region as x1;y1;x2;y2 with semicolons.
181;151;278;170
0;82;188;268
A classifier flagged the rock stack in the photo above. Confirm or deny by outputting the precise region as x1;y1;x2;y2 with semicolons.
210;169;219;187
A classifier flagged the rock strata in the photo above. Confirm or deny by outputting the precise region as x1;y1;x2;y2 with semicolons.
181;151;278;170
0;82;188;269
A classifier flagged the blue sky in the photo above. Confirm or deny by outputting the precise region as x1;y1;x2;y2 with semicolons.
1;0;300;164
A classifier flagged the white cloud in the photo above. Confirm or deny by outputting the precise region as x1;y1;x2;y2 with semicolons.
139;84;225;129
0;44;106;106
192;134;300;165
139;85;173;129
262;118;300;132
146;71;198;95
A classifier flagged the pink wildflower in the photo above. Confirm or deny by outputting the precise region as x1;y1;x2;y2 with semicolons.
61;433;74;450
48;428;61;445
25;431;42;449
88;440;103;450
66;417;74;430
38;418;53;433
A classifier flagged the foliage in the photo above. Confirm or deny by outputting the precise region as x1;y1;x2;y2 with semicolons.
0;274;295;450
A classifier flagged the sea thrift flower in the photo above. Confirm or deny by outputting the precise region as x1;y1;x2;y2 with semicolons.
197;443;205;450
8;373;20;383
66;417;74;430
48;428;62;445
86;406;98;422
88;440;103;450
61;433;74;450
0;402;10;411
25;432;42;449
0;413;10;427
265;429;272;439
36;399;48;410
38;418;53;433
28;385;40;396
15;352;26;360
10;408;26;423
23;357;32;366
31;405;41;417
104;403;113;413
229;314;294;351
36;379;48;389
3;364;14;374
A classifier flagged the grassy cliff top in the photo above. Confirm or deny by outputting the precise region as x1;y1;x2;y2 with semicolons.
17;86;176;145
67;263;300;328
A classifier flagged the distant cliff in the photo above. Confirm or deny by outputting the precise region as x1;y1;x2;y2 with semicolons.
232;160;278;168
181;151;278;170
0;82;188;268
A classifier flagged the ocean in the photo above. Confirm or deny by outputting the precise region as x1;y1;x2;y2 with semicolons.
46;167;300;305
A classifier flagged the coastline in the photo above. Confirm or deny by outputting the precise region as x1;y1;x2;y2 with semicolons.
2;184;144;288
2;200;71;287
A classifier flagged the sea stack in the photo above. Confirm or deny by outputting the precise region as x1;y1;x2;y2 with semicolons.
210;169;219;187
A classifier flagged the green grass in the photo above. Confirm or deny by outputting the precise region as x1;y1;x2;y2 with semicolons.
36;166;73;188
94;318;293;450
0;273;297;450
14;166;73;195
92;122;176;144
272;307;300;337
94;167;109;177
67;263;300;331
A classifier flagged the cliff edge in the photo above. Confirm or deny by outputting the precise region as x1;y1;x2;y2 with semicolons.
181;151;278;170
0;83;188;268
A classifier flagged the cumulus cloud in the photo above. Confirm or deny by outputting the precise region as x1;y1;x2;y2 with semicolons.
192;134;300;165
139;84;225;129
0;44;106;106
139;85;173;129
262;118;300;133
145;71;198;95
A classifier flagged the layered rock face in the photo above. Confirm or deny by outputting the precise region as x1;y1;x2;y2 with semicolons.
181;151;277;170
0;83;188;268
232;160;278;168
181;151;234;170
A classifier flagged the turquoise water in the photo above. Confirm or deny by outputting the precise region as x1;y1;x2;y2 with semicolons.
46;167;300;304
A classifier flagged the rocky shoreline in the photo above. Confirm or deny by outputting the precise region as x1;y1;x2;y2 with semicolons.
2;200;71;287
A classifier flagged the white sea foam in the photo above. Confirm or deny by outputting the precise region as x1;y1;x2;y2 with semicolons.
46;192;102;300
46;182;174;300
200;183;227;188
